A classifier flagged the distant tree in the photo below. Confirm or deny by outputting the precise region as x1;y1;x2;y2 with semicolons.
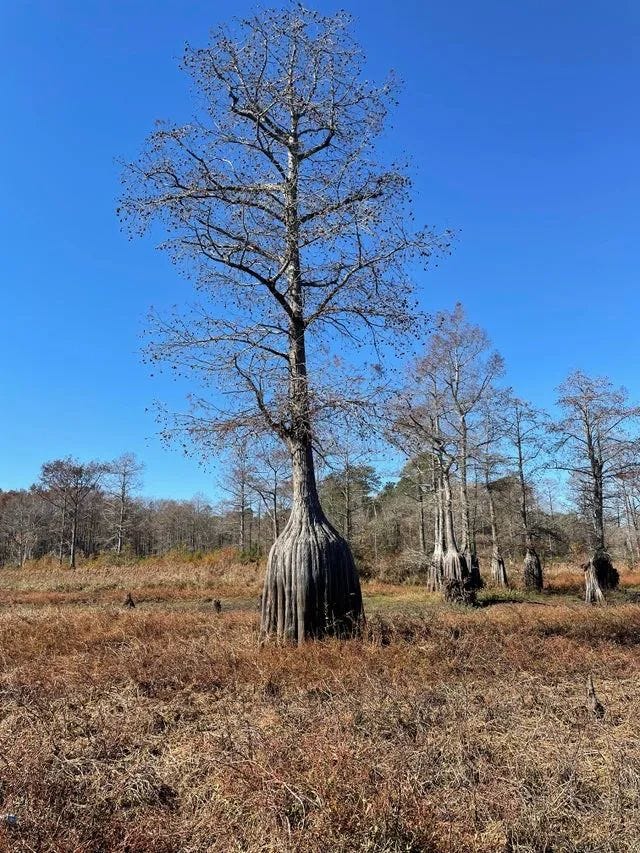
554;371;640;597
107;453;144;555
396;452;436;557
415;305;504;588
504;398;546;591
478;393;509;587
247;440;291;545
320;461;380;543
120;7;446;641
0;490;48;567
393;366;470;599
220;442;255;553
35;458;106;568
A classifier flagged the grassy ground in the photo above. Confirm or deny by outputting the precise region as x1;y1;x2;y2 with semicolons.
0;555;639;851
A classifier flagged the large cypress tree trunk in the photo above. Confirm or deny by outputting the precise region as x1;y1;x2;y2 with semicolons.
261;440;363;643
260;134;363;643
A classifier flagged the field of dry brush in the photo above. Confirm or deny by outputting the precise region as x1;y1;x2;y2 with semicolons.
0;553;639;852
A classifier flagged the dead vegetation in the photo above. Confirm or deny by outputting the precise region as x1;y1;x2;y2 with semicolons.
0;557;639;851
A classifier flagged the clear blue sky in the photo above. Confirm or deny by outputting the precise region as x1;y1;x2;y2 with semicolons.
1;1;638;499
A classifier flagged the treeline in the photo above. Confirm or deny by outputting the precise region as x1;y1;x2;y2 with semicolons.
2;305;640;588
0;455;244;567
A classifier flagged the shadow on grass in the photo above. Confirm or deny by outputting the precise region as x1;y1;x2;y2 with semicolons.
477;590;560;608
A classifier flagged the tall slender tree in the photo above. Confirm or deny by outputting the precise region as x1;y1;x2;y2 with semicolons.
108;453;144;555
478;394;508;587
414;305;504;588
554;371;640;595
394;368;470;599
247;439;291;546
505;398;546;591
120;8;445;641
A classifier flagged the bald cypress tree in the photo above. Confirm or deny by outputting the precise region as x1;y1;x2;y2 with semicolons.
120;8;445;642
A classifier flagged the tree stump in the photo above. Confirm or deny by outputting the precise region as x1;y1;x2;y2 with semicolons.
523;548;543;591
491;549;508;587
443;578;476;607
592;551;619;590
584;559;605;605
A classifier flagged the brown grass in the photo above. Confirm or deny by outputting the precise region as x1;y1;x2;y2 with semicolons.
0;557;639;850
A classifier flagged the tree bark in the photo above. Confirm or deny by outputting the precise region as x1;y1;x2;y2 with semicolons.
69;508;77;569
585;426;618;589
261;439;363;642
58;497;67;566
584;558;605;605
418;483;427;555
117;482;125;556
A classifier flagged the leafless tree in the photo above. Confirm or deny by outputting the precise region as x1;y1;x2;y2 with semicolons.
415;305;504;588
504;397;546;591
107;453;144;555
554;371;640;596
478;393;509;587
35;458;106;568
0;491;48;567
220;441;256;552
247;439;291;545
393;366;469;598
120;7;446;641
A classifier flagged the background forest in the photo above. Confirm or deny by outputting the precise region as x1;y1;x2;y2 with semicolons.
3;303;639;592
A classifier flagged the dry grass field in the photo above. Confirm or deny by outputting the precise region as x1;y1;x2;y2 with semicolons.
0;553;639;852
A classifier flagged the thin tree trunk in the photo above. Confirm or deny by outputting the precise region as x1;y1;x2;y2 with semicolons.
69;509;77;569
239;478;246;552
622;487;640;563
344;461;352;540
271;490;279;544
58;497;67;566
428;458;445;592
117;480;126;556
418;483;427;554
486;471;507;587
516;416;543;591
